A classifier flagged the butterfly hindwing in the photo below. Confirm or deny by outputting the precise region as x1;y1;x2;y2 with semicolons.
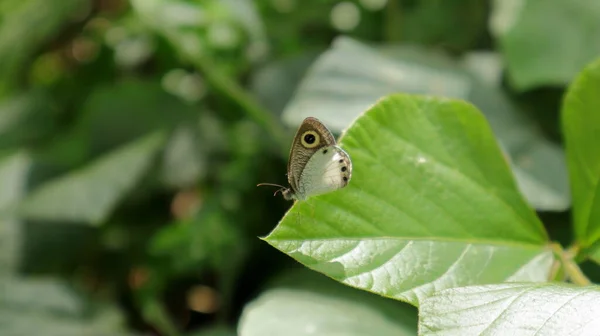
294;145;352;200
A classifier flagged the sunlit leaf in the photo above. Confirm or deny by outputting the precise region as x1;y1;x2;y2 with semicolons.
238;269;417;336
282;37;570;211
562;57;600;249
490;0;600;90
19;132;165;225
419;283;600;335
265;94;553;306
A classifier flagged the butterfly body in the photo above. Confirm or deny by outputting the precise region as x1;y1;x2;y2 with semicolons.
261;117;352;201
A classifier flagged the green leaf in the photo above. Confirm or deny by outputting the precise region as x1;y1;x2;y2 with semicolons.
78;80;197;154
0;0;89;95
238;269;417;336
282;37;570;211
490;0;600;90
186;326;236;336
19;132;165;225
265;94;553;306
0;152;31;272
419;282;600;335
0;90;56;149
562;57;600;248
160;124;206;189
149;201;245;274
0;275;130;336
394;0;487;50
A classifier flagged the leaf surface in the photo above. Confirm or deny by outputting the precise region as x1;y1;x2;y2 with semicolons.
20;132;165;224
562;57;600;248
265;94;552;306
419;283;600;336
490;0;600;90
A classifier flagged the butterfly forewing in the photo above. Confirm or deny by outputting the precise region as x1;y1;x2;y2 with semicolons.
287;117;336;193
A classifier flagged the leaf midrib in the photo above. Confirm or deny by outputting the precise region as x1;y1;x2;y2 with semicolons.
266;236;548;250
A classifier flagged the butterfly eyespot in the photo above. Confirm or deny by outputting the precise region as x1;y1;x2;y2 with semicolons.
322;149;328;154
301;131;320;148
339;159;343;163
343;176;348;182
341;166;347;172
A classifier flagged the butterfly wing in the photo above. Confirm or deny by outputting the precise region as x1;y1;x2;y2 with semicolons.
287;117;336;193
294;145;352;200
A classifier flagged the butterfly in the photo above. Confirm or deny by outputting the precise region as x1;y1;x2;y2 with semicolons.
259;117;352;201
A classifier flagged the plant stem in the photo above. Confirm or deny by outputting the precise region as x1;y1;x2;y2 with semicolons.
183;45;289;158
142;297;181;336
384;0;402;42
560;244;592;286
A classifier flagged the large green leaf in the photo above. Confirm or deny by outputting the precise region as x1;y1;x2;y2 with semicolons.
490;0;600;90
265;94;553;306
238;269;417;336
282;37;570;211
19;132;165;225
562;57;600;249
419;282;600;335
0;0;89;95
0;275;131;336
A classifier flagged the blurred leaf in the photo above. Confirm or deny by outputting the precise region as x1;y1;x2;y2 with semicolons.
283;36;570;211
265;94;553;306
19;132;166;225
397;0;487;50
0;152;31;272
0;0;89;95
562;57;600;250
78;79;197;154
419;282;600;335
187;326;236;336
490;0;600;90
149;201;245;274
249;51;320;115
160;124;205;189
0;275;130;336
238;269;417;336
0;90;56;149
131;0;289;156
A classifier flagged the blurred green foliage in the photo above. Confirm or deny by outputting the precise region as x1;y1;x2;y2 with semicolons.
1;0;599;335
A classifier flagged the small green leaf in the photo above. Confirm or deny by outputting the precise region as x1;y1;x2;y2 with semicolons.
19;132;165;224
562;57;600;248
419;282;600;335
282;37;570;211
265;94;553;306
238;269;417;336
490;0;600;90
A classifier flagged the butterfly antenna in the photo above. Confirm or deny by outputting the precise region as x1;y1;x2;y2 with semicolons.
257;183;286;197
256;183;286;188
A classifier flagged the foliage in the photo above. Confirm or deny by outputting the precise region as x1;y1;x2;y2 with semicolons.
1;0;600;335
